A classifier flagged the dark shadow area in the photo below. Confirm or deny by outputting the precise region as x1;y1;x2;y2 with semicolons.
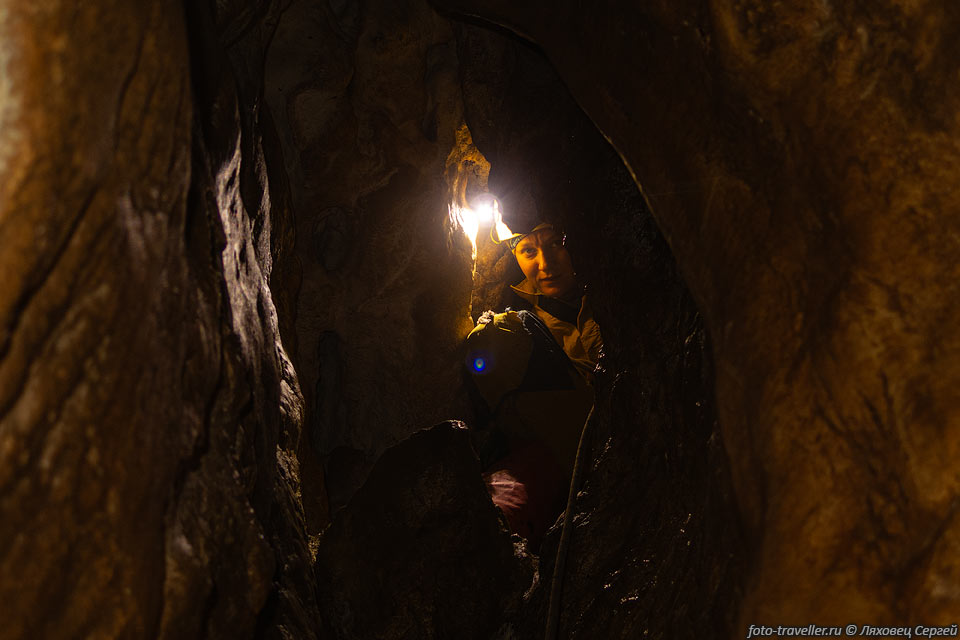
4;1;958;638
445;18;746;638
181;0;749;635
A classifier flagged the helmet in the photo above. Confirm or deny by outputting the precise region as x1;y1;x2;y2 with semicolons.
490;185;552;250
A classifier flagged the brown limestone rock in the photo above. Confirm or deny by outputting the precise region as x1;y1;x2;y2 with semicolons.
435;0;960;631
165;2;322;638
314;421;535;640
265;0;476;514
0;2;194;637
0;1;320;638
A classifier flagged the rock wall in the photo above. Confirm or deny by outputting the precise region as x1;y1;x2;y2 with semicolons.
6;0;958;638
0;2;318;638
436;0;960;631
264;0;477;515
314;422;535;640
453;23;744;638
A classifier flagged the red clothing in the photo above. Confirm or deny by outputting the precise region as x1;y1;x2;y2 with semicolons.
482;439;568;549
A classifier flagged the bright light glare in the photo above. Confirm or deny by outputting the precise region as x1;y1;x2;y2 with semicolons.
450;202;480;257
449;194;505;259
470;195;496;224
493;199;513;244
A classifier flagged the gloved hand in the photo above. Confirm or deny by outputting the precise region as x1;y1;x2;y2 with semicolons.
475;309;523;332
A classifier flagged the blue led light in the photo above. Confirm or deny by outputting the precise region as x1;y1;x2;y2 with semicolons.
472;357;486;373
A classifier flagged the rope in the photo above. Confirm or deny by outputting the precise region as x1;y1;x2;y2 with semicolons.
544;404;596;640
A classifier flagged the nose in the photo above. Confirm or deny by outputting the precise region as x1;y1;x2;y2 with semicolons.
538;248;555;273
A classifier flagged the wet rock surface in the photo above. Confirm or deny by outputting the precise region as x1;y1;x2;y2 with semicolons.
315;422;535;640
437;0;960;630
4;0;959;638
452;24;743;639
0;1;319;638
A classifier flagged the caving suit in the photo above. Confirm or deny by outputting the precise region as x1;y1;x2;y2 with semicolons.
464;277;602;547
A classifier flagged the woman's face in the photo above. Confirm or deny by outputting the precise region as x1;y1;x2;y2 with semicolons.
514;228;578;300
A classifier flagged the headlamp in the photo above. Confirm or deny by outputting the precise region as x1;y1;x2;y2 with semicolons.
498;221;555;252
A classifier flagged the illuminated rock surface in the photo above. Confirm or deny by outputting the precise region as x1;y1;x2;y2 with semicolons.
0;2;316;638
435;0;960;630
2;0;958;638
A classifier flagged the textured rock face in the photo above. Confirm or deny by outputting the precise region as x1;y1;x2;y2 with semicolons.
0;2;317;638
437;0;960;630
264;0;477;515
453;24;743;638
315;422;535;640
6;0;957;638
0;3;195;636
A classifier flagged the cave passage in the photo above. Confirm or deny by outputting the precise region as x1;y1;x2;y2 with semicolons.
4;0;959;637
18;0;915;637
290;10;742;638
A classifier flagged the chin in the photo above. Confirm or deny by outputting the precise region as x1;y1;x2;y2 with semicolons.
540;283;570;298
539;285;559;296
